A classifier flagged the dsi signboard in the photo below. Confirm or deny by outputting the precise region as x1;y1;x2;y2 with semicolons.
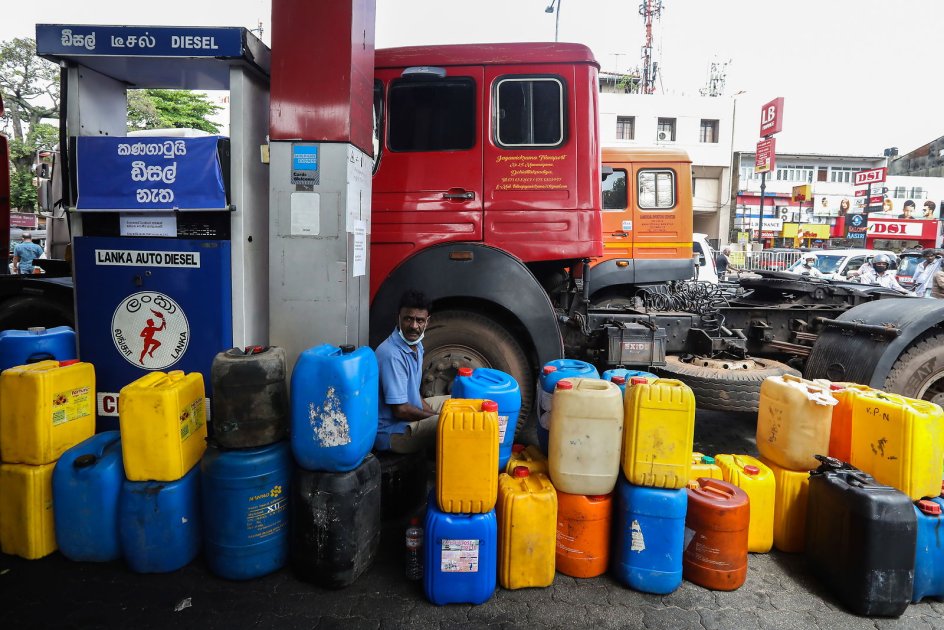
75;136;228;211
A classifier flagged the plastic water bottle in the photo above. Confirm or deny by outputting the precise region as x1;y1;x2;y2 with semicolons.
405;517;423;581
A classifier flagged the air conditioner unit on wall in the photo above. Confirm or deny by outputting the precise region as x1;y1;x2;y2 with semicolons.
657;131;668;141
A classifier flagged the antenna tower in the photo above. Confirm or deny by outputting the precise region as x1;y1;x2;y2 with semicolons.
639;0;663;94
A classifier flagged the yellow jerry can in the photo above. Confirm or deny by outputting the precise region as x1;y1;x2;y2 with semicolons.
756;374;836;471
497;467;558;589
760;456;810;554
505;444;548;476
622;378;695;489
119;371;207;482
0;461;57;559
437;398;499;513
690;452;724;481
716;454;775;553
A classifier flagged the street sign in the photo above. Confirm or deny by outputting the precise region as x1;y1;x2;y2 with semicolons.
791;184;811;202
866;218;924;237
845;212;867;240
854;167;887;187
759;97;785;137
755;138;776;174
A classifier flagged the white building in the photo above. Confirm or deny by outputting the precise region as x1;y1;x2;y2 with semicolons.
598;93;735;244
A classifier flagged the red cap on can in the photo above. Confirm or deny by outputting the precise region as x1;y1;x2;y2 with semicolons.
59;359;80;367
512;466;530;478
917;499;942;516
743;465;760;476
512;444;526;454
481;400;499;412
556;380;573;390
458;367;473;377
630;376;648;385
829;384;843;391
611;376;626;385
543;365;557;375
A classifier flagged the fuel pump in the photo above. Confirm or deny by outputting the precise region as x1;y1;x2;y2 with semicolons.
36;25;270;428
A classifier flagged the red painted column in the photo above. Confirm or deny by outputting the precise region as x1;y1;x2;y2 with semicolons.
270;0;376;156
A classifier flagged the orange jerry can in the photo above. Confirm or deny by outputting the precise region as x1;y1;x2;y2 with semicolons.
683;478;750;591
497;467;558;589
827;382;875;463
555;490;612;578
437;398;499;513
760;456;810;553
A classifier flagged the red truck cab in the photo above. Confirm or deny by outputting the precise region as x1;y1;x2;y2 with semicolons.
370;43;602;298
368;43;603;418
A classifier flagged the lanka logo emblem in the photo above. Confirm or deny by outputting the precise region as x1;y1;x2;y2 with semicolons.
111;291;189;370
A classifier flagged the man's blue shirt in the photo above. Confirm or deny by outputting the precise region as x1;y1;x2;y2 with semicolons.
374;327;424;450
13;241;43;274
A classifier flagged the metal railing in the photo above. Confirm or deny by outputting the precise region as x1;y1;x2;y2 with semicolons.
728;250;803;272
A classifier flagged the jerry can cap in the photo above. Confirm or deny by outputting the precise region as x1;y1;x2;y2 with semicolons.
59;359;80;367
458;367;473;377
28;327;46;334
481;400;499;412
701;455;715;464
917;500;942;516
543;365;557;375
687;480;700;490
743;465;760;476
512;466;530;478
340;344;355;354
629;376;648;385
243;345;267;355
512;443;526;454
611;375;626;385
829;383;843;391
556;380;573;390
73;454;97;468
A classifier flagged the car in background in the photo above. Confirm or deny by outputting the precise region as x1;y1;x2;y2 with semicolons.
785;249;897;280
896;251;925;290
693;233;719;283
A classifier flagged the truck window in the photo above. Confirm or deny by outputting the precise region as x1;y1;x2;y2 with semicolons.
494;76;565;148
638;169;676;210
387;77;475;152
602;169;627;210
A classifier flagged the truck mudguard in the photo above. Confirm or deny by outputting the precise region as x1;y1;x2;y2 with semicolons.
369;243;564;366
587;258;695;293
805;297;944;388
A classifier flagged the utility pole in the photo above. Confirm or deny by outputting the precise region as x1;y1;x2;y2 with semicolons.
545;0;562;42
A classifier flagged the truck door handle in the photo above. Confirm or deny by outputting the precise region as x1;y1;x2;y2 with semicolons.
613;231;628;238
443;191;474;200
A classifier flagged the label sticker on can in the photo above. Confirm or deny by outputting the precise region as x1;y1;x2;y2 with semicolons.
630;519;646;552
179;397;205;441
112;291;189;370
246;484;288;540
497;414;509;442
51;386;92;426
441;539;480;572
538;389;554;429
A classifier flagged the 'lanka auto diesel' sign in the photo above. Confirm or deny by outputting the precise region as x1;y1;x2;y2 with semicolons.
75;136;228;212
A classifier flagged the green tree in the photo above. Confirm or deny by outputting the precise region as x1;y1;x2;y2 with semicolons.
127;89;222;134
0;37;59;210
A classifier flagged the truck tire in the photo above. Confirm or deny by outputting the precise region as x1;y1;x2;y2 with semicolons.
0;295;74;332
882;332;944;406
653;355;799;413
420;309;535;439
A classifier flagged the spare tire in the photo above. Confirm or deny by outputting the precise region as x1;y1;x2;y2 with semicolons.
653;355;799;413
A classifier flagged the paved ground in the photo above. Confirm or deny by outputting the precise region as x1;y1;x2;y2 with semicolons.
2;410;943;630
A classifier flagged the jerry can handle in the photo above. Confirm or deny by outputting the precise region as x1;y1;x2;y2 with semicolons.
693;478;734;500
166;370;185;382
780;373;805;384
813;453;848;473
26;352;55;364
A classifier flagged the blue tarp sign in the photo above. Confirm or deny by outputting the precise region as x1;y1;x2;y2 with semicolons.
75;136;227;212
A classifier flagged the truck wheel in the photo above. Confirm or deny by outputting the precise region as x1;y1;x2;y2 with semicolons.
654;355;799;413
421;310;535;439
0;296;74;332
883;332;944;406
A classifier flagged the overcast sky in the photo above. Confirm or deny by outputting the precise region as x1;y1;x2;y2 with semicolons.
3;0;941;156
